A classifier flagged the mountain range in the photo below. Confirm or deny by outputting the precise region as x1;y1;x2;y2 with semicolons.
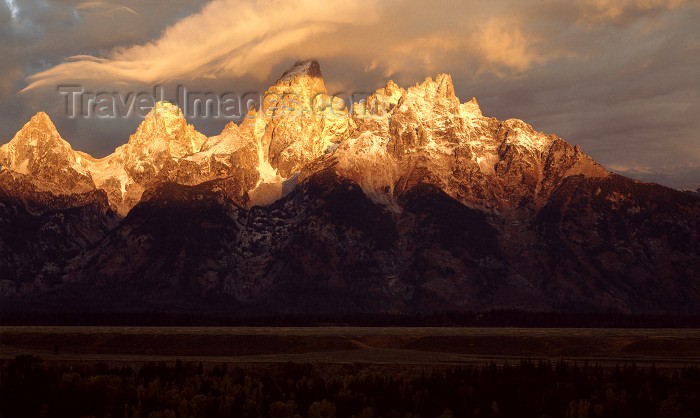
1;60;699;315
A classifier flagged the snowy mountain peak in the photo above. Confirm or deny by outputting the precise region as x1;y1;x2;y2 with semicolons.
146;101;183;119
269;60;327;102
375;80;405;108
139;101;187;137
0;111;95;193
0;111;74;167
461;97;482;118
435;73;457;100
128;101;204;158
398;75;461;115
252;59;335;179
12;112;62;147
27;111;57;130
275;59;322;85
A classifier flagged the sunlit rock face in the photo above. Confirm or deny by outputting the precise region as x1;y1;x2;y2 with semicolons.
1;60;698;315
84;102;208;215
380;74;608;215
258;59;329;178
321;73;608;217
118;102;207;182
249;59;353;182
0;112;95;194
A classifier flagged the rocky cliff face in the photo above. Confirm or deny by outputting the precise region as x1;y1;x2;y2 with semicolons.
77;102;209;215
0;113;96;194
1;60;698;314
0;170;119;296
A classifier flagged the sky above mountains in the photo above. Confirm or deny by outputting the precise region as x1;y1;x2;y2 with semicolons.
1;0;699;189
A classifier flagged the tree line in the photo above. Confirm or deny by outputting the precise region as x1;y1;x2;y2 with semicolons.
2;356;699;418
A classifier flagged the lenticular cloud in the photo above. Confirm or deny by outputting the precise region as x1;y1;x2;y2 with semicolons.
21;0;379;92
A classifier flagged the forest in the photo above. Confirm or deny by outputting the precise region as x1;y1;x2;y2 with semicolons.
1;355;698;418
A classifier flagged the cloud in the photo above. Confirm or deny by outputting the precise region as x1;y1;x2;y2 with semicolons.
23;0;584;94
475;17;546;73
608;163;700;190
0;0;209;140
74;2;139;16
575;0;695;23
26;0;697;93
21;0;382;92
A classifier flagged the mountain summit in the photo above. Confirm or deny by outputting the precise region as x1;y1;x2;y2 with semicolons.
0;112;95;194
275;59;323;85
1;61;699;315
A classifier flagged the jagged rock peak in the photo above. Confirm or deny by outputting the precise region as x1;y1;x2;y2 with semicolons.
127;101;205;155
146;101;183;119
403;75;460;106
386;80;401;91
461;97;482;117
395;74;461;118
376;80;405;107
275;59;323;85
139;101;187;136
6;112;62;147
27;111;58;131
0;110;96;194
1;111;71;156
435;73;456;99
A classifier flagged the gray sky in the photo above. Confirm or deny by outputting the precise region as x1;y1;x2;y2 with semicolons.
2;0;699;189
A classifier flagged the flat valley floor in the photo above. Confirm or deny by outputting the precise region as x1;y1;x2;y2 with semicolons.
1;327;699;368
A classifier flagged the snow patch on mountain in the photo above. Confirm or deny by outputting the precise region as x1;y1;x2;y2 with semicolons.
335;125;401;210
504;120;556;153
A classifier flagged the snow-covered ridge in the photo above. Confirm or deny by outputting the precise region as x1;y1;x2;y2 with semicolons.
0;61;608;215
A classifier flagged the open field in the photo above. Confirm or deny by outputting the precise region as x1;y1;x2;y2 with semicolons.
2;327;699;367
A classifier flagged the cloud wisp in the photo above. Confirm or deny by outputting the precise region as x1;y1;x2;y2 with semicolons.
74;2;139;16
22;0;592;93
21;0;382;92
